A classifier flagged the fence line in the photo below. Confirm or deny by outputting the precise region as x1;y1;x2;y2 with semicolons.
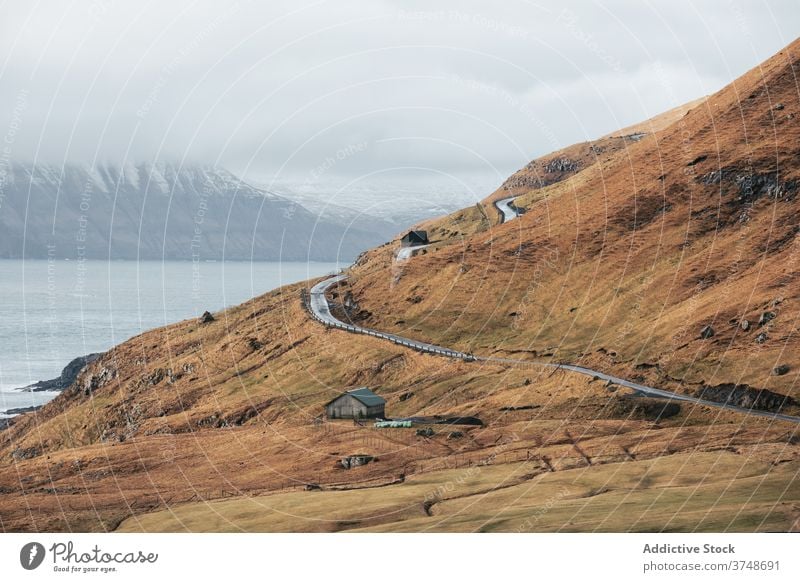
197;448;550;505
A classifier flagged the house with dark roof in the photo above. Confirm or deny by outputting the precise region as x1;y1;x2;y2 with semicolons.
324;387;386;419
400;230;429;247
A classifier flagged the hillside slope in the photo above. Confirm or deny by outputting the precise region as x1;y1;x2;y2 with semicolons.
345;39;800;401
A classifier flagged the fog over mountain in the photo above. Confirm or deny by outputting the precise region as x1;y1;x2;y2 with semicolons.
259;172;502;228
1;1;796;180
0;1;796;260
0;163;396;261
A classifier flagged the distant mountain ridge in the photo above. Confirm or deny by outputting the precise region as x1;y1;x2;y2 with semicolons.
257;175;499;228
0;163;394;261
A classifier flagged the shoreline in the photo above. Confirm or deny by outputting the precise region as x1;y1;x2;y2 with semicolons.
0;389;61;419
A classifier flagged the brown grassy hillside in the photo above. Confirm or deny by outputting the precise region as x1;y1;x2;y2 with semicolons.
418;97;703;237
346;39;800;400
1;40;798;533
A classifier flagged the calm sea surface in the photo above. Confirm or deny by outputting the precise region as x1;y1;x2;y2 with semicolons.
0;259;344;415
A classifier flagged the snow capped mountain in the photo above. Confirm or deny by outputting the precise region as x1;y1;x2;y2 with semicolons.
6;162;280;199
0;163;393;261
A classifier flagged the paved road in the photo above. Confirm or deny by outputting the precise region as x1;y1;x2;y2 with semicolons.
307;209;800;424
482;356;800;423
396;244;430;262
396;197;514;264
308;274;349;326
309;276;475;360
494;196;520;223
308;275;799;423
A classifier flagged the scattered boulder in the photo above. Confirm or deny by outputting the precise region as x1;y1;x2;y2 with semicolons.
82;366;116;396
624;132;646;142
773;365;791;376
199;311;215;324
196;413;229;429
304;483;321;491
341;454;374;469
544;157;578;173
399;391;414;402
11;446;42;461
634;362;659;370
758;311;776;326
740;320;750;331
699;168;797;204
416;427;435;437
144;368;165;385
756;332;769;344
700;325;715;339
774;103;785;111
447;431;464;440
687;155;708;167
343;291;357;310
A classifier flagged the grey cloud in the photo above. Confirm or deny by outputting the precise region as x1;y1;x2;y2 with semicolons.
0;0;796;183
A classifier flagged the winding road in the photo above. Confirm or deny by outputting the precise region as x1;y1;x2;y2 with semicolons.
494;196;520;223
309;275;473;359
307;199;800;425
395;244;430;262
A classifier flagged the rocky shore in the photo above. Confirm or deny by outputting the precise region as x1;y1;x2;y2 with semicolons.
19;353;102;393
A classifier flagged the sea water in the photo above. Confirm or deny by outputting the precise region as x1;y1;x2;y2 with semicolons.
0;259;344;415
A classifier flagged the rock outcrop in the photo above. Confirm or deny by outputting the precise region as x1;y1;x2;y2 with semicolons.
22;353;102;393
340;455;374;469
81;366;117;396
699;168;797;204
696;384;794;412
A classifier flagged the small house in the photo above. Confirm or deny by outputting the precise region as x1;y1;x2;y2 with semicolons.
400;230;429;247
325;387;386;419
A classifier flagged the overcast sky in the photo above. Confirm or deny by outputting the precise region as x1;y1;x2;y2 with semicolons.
1;0;797;186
